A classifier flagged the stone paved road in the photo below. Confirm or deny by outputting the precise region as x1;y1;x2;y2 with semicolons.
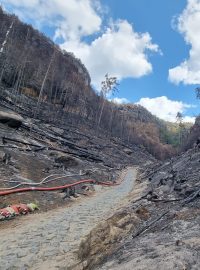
0;168;137;270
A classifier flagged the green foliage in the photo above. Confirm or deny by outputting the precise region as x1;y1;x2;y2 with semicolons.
159;121;192;148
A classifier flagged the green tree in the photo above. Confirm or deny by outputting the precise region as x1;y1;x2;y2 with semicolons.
176;112;186;146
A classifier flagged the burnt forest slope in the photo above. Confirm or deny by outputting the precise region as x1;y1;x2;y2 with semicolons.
0;7;160;215
0;7;176;160
0;102;156;213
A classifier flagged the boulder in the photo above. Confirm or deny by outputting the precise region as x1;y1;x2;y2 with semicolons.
0;109;23;128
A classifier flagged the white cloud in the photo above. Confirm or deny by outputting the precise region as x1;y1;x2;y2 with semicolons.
169;0;200;84
1;0;160;89
182;115;196;123
2;0;39;9
1;0;102;41
137;96;195;123
110;97;130;104
61;20;160;88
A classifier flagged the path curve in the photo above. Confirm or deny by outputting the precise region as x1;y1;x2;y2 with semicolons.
0;168;137;270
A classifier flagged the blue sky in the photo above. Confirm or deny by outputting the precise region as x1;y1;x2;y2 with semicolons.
1;0;200;122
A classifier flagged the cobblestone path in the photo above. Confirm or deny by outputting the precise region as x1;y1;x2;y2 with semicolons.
0;168;137;270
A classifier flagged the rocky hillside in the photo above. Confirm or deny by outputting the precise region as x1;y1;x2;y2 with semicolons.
0;7;178;160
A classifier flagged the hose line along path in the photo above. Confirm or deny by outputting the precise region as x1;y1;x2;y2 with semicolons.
0;168;137;270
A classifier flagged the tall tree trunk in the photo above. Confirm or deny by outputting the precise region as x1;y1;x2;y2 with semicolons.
0;20;14;55
97;98;106;129
34;50;56;119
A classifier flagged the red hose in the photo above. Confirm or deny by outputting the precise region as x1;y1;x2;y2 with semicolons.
0;179;121;196
0;179;95;196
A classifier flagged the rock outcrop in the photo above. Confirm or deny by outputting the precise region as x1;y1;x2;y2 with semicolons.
0;107;23;127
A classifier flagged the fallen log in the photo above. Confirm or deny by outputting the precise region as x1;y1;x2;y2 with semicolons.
182;187;200;205
132;210;169;239
0;144;28;150
2;136;103;162
2;136;42;148
147;198;182;203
